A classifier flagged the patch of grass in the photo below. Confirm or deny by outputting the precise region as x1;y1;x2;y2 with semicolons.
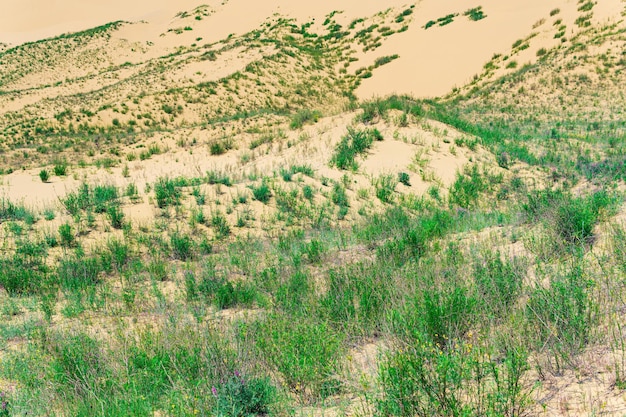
464;6;486;21
154;177;181;208
330;128;382;170
251;181;272;203
39;169;50;183
374;174;396;203
448;165;489;209
290;109;321;129
211;211;231;239
170;231;193;261
246;314;344;402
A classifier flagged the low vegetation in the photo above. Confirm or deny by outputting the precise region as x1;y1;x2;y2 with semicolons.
1;2;626;416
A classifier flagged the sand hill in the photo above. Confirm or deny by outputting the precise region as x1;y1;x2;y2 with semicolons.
1;1;626;416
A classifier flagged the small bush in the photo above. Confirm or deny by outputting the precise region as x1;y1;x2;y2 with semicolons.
331;182;349;208
171;231;193;261
251;182;272;203
39;169;50;183
212;373;276;417
211;212;231;239
464;6;486;21
154;178;181;208
374;174;396;203
398;172;411;186
526;264;592;363
290;109;321;129
199;263;257;309
107;205;125;229
59;223;75;248
53;163;67;176
449;165;488;209
248;314;344;402
330;128;382;170
209;141;226;155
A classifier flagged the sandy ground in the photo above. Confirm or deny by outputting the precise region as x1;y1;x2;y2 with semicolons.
3;0;623;98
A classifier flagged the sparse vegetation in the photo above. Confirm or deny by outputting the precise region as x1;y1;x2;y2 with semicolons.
2;4;626;417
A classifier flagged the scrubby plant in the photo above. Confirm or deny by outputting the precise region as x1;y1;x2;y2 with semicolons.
154;177;181;208
289;109;321;129
53;163;67;176
398;172;411;186
39;169;50;183
247;314;344;402
330;128;383;170
211;211;231;239
171;231;193;261
251;181;272;203
107;204;125;229
449;165;488;209
58;223;75;248
374;174;396;203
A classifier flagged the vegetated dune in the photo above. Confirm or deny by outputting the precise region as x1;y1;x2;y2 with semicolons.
2;2;626;417
2;0;624;98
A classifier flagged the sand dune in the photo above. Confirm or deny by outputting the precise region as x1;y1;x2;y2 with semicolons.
2;0;624;98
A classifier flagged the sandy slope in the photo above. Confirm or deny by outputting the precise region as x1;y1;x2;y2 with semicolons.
3;0;623;98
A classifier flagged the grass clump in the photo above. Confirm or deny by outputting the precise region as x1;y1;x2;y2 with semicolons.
523;188;617;248
358;96;423;124
289;109;321;129
62;183;120;216
39;169;50;183
154;177;181;208
251;181;272;203
448;165;490;209
246;314;344;402
464;6;486;21
0;200;36;224
330;128;382;170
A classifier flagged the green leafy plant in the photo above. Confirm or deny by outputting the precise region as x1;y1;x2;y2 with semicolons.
39;169;50;183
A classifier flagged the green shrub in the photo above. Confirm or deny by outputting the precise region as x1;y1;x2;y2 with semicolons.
39;169;50;183
525;263;592;364
62;184;120;216
464;6;486;21
154;178;181;208
170;231;193;261
212;373;276;417
107;205;125;229
398;172;411;186
290;109;321;129
211;212;231;239
57;250;104;291
206;171;232;186
47;331;109;398
449;165;488;209
58;223;75;248
374;174;396;203
251;182;271;203
53;163;67;176
302;185;314;201
473;252;526;318
378;336;530;417
249;314;344;402
198;263;257;309
320;262;392;335
92;185;118;213
376;209;453;265
0;200;35;225
331;182;349;208
209;140;226;155
330;128;382;170
0;243;48;296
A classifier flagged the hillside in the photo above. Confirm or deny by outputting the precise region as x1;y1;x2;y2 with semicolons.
1;1;626;417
